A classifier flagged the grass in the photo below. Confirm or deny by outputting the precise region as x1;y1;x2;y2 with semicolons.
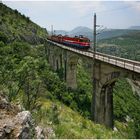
33;96;129;139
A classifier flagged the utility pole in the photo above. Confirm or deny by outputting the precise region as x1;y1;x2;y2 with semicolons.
93;13;96;58
91;13;97;121
51;25;53;35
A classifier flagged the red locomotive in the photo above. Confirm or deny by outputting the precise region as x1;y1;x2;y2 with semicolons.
47;34;90;49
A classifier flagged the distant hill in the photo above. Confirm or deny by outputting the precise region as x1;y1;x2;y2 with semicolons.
68;26;93;38
97;29;138;40
52;26;139;41
0;3;48;44
54;30;68;35
129;26;140;30
50;26;92;37
53;26;93;39
97;31;140;61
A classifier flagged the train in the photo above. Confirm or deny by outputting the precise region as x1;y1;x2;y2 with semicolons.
47;34;90;50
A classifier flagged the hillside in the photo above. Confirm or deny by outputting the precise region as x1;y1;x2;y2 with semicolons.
0;3;119;139
97;31;140;61
0;2;140;139
97;29;139;40
0;3;47;44
129;26;140;30
34;97;130;139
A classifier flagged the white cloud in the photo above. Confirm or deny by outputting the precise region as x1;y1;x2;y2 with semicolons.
69;1;107;16
123;1;140;12
2;1;140;30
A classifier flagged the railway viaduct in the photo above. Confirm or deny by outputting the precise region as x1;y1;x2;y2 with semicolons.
45;39;140;129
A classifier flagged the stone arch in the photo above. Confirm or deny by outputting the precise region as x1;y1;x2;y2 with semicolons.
66;52;79;89
48;46;63;71
92;62;123;128
98;78;117;128
92;64;140;129
45;41;140;129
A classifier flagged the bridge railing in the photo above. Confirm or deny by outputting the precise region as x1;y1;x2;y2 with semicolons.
66;46;140;73
95;51;140;73
46;39;140;73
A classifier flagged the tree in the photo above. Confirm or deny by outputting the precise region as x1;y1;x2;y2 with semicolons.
16;56;41;110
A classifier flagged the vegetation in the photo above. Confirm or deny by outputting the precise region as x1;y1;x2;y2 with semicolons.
97;32;140;138
1;36;139;138
0;2;140;139
113;79;140;138
0;37;120;138
34;97;125;139
0;3;47;44
97;31;140;61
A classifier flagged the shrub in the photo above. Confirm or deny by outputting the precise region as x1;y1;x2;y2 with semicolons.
0;31;8;43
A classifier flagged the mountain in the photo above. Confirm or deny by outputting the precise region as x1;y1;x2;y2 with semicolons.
129;26;140;30
53;26;139;41
97;31;140;61
50;26;92;37
54;30;68;35
68;26;93;38
97;29;137;40
0;3;48;44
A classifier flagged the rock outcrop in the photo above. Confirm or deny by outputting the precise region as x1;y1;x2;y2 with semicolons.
0;91;44;139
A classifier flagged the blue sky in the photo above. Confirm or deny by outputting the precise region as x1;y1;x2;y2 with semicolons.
2;1;140;31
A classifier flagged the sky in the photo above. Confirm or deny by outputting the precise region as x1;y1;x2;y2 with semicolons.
2;0;140;31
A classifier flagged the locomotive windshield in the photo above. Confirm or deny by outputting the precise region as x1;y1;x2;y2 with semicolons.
79;38;90;43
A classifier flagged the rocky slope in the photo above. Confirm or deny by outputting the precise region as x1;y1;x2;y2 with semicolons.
0;90;46;139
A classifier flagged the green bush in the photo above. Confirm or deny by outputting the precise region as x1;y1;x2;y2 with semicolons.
113;79;140;138
0;32;8;43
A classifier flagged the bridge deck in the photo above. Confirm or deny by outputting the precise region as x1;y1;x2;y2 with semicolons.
47;39;140;74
